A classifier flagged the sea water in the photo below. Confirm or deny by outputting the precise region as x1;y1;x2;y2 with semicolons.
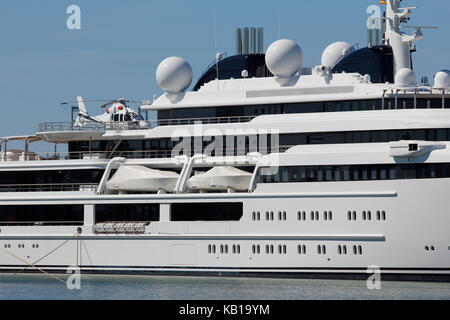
0;273;449;300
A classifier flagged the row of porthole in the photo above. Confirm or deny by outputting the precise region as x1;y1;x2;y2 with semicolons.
424;245;435;251
3;243;39;249
251;211;287;221
338;245;363;255
253;210;385;222
208;244;241;254
208;244;365;256
348;211;386;221
297;211;333;221
252;244;287;255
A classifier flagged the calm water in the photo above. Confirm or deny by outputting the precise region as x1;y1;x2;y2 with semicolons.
0;273;449;300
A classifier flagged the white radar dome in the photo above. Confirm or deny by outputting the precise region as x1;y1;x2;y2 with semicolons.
156;56;193;94
321;42;354;69
265;39;303;78
434;70;450;88
395;68;417;87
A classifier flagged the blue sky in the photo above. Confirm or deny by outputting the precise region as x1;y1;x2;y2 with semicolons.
0;0;449;143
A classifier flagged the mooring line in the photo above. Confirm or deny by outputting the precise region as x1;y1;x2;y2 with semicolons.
81;239;93;266
0;247;66;285
15;232;79;275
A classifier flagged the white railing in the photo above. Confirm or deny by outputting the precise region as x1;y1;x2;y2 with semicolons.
38;115;257;133
0;183;98;192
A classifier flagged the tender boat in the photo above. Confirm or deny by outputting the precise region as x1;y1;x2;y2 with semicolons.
106;165;179;193
187;166;252;192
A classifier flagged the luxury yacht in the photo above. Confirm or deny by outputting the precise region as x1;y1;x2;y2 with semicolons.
0;0;449;280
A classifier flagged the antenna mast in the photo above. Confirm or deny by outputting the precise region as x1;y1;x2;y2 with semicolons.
384;0;437;74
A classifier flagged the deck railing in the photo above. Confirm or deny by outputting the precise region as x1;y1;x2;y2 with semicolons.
0;183;98;192
37;115;257;133
4;146;292;162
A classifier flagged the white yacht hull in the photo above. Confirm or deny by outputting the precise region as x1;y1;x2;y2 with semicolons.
1;178;449;280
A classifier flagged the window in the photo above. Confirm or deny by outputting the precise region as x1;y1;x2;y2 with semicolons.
298;211;306;220
297;245;306;254
0;169;104;191
258;163;450;184
0;205;84;226
134;127;450;160
171;203;242;221
317;245;326;255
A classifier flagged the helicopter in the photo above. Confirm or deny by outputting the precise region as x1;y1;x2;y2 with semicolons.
72;96;151;129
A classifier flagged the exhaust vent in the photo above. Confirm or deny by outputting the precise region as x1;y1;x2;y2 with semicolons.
236;27;264;55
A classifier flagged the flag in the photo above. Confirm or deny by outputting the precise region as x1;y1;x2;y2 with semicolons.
381;0;387;4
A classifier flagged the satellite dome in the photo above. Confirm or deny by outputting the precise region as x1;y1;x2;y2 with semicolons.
434;70;450;88
321;42;354;68
156;57;193;94
395;68;417;87
265;39;303;78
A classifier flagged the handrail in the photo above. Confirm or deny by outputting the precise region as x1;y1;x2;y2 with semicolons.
5;146;291;162
0;183;98;192
38;115;257;133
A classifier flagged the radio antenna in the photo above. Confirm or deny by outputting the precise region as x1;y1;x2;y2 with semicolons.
214;9;218;53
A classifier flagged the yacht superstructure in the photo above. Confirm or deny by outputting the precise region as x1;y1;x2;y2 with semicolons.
0;0;449;280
